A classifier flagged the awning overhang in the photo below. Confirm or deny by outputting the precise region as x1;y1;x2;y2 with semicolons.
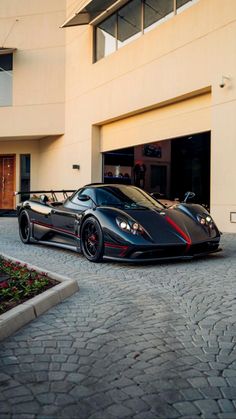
0;48;17;55
61;0;128;28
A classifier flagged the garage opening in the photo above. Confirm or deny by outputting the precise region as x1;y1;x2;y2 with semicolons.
103;131;210;208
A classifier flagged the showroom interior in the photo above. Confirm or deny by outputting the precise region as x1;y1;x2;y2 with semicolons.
103;131;210;208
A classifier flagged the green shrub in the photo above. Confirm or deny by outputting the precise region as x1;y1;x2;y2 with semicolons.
0;257;56;314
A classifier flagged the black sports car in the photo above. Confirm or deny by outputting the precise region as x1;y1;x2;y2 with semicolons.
17;184;221;263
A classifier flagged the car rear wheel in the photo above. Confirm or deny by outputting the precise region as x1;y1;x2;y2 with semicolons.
81;217;104;262
19;210;31;244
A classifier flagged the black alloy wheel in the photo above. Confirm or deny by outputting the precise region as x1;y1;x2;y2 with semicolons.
81;217;104;262
19;210;31;244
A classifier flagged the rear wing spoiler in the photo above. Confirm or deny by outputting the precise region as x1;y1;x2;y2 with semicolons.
14;190;76;201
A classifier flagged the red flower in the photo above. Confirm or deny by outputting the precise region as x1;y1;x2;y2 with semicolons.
0;281;9;289
3;262;10;267
12;286;18;292
27;280;34;286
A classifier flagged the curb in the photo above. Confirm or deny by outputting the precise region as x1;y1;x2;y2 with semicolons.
0;253;79;341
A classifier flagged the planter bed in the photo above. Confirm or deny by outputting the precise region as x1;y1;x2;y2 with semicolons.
0;257;58;314
0;254;79;341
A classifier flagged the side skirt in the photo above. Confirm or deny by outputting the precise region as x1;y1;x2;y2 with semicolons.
30;238;80;253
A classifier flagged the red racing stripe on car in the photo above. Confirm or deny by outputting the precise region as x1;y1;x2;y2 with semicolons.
165;216;191;250
104;242;129;257
32;220;53;228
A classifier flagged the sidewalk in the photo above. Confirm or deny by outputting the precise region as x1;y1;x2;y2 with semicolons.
0;218;236;418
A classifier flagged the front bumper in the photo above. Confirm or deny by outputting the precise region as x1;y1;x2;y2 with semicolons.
104;239;221;262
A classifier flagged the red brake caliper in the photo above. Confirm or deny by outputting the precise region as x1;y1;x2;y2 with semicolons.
88;234;97;245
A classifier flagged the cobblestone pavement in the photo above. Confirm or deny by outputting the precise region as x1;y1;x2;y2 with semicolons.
0;218;236;419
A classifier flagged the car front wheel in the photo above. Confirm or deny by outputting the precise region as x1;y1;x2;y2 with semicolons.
19;210;31;244
81;217;104;262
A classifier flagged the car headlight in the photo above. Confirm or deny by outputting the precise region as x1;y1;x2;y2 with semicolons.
116;217;144;235
197;214;214;228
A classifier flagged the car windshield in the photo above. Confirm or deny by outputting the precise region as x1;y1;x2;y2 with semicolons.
95;186;164;210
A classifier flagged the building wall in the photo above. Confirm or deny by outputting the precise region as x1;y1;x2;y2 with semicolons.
56;0;236;231
0;0;236;232
0;0;66;137
0;0;66;205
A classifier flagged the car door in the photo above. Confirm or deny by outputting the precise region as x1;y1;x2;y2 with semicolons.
30;197;57;241
50;188;95;241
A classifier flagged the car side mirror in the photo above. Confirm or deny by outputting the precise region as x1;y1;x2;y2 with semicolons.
77;194;90;202
40;194;49;204
183;191;195;203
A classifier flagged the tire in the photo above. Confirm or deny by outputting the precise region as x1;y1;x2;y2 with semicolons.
81;217;104;262
19;210;31;244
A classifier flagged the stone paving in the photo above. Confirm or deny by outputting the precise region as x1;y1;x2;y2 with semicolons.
0;217;236;418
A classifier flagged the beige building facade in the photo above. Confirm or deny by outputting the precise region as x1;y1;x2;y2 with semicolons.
0;0;236;232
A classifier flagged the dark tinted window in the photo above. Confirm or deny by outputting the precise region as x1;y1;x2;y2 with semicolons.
20;155;31;201
177;0;194;13
0;54;13;72
144;0;174;32
118;0;142;48
0;53;13;106
96;14;116;61
96;186;164;209
71;188;95;207
95;0;197;61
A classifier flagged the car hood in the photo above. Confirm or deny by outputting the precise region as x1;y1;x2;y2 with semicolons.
122;206;219;244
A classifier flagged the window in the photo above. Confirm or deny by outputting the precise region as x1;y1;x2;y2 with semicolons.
96;14;116;61
95;185;164;209
177;0;196;14
118;0;142;49
0;53;13;106
72;188;95;207
95;0;198;61
20;155;31;201
144;0;174;33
